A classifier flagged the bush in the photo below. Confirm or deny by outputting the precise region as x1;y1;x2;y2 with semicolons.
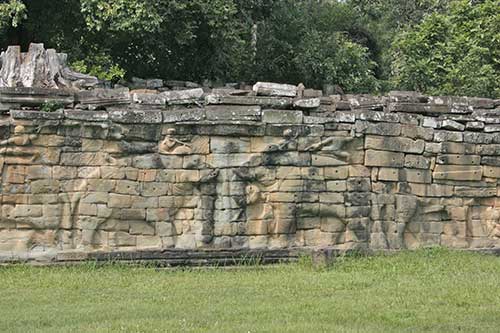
391;0;500;98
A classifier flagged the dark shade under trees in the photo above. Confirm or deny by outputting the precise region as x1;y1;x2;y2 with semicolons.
0;0;498;97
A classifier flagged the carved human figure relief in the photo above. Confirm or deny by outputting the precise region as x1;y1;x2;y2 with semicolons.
158;128;192;155
265;129;298;152
0;125;43;164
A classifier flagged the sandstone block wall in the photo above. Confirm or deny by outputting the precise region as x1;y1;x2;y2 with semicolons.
1;86;500;261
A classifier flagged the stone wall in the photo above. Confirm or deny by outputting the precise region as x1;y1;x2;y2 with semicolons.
1;83;500;261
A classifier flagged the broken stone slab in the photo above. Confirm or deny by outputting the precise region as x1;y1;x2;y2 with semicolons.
357;111;400;123
388;91;428;103
293;98;320;109
10;109;64;120
162;108;206;123
64;110;109;122
131;92;166;106
159;88;204;105
477;144;500;155
466;121;485;130
332;111;355;123
0;87;74;106
427;96;469;106
433;165;482;181
468;97;496;109
303;116;337;124
484;125;500;133
463;132;494;145
345;94;386;110
441;119;465;131
262;109;303;124
253;82;297;97
389;103;472;114
205;105;261;121
434;130;463;143
205;95;293;109
109;109;162;123
75;88;130;109
422;117;441;129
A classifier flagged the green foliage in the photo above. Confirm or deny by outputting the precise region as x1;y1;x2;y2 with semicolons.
0;0;497;97
40;101;63;112
71;53;126;82
392;0;500;98
254;1;379;92
0;0;26;29
80;0;162;33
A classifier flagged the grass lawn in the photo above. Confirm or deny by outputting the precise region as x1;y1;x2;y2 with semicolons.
0;248;499;332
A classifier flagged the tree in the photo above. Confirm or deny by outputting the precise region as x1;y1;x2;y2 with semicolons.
254;0;379;92
392;0;500;98
0;0;26;45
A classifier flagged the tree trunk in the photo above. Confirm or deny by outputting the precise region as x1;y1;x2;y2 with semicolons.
0;43;98;90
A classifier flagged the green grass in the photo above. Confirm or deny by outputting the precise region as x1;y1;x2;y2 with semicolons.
1;248;499;332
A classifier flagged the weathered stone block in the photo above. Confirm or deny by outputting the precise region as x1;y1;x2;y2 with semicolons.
365;150;404;167
433;165;482;181
404;155;430;169
355;121;401;136
253;82;297;97
109;110;162;124
262;109;303;124
436;154;480;165
365;136;425;154
205;105;261;121
293;98;320;109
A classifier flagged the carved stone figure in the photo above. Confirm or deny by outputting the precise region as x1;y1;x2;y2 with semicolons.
158;128;192;155
0;125;39;161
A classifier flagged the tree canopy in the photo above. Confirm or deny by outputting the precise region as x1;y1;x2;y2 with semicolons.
0;0;498;97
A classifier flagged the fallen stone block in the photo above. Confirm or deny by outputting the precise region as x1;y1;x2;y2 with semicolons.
253;82;297;97
76;88;130;108
160;88;204;104
293;98;320;109
441;119;465;131
205;95;293;109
